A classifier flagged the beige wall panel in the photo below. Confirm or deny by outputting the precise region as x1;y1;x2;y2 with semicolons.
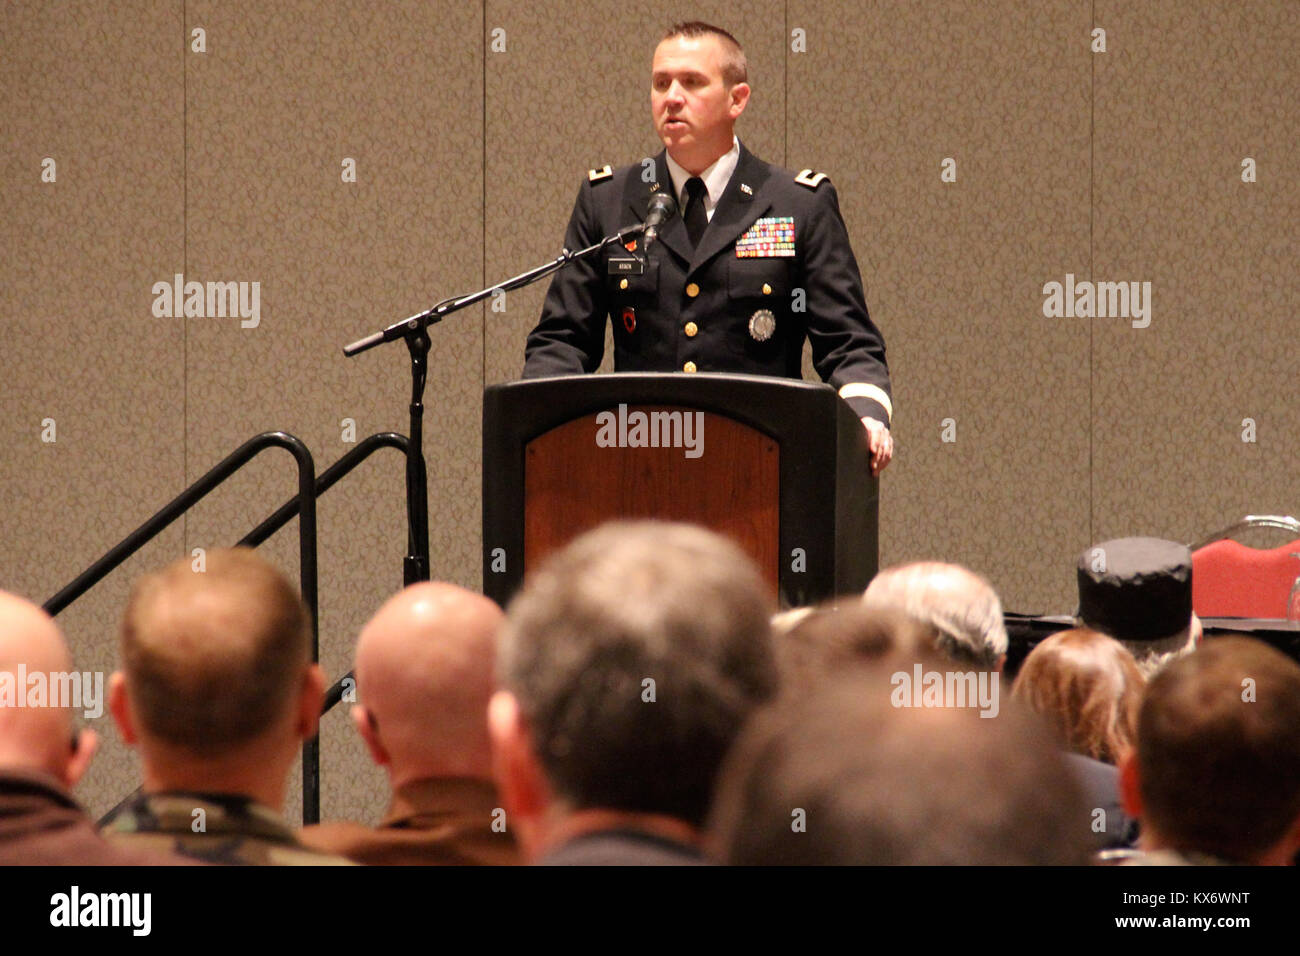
181;1;483;825
483;2;786;386
1092;2;1299;551
789;1;1093;611
0;2;186;818
8;0;1294;836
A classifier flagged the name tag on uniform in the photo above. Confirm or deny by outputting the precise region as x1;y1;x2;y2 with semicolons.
608;257;644;275
735;217;796;258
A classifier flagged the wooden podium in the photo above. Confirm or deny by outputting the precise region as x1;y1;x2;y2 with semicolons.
482;372;877;608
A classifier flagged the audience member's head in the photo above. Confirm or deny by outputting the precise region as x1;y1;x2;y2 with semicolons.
1119;637;1300;865
861;562;1008;669
109;547;324;811
1077;537;1200;678
710;659;1091;864
352;582;503;787
0;592;97;787
1011;628;1145;764
490;521;777;861
774;601;927;699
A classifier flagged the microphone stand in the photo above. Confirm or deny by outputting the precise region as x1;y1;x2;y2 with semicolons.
342;221;654;587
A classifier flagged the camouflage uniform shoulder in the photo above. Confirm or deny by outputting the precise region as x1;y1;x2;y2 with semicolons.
100;791;356;866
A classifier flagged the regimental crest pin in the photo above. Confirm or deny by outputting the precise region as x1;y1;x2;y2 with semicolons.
622;307;636;334
749;309;776;342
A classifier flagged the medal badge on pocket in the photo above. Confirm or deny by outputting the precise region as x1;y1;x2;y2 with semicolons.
749;309;776;342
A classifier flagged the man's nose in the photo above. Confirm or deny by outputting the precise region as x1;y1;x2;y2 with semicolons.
664;80;685;104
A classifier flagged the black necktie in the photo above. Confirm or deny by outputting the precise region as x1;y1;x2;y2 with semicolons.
682;177;708;247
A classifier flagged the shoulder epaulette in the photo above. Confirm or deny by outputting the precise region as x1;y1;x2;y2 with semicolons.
588;165;613;183
795;168;829;189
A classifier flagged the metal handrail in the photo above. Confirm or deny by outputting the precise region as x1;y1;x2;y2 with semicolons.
48;430;411;827
239;431;410;551
239;432;411;720
45;432;316;618
45;432;319;822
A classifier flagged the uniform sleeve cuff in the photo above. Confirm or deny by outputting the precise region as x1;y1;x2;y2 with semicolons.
837;383;892;427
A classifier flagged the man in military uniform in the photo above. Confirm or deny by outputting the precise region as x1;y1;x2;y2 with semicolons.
101;548;353;865
523;21;894;475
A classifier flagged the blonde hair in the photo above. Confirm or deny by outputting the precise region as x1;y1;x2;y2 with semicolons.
120;547;310;755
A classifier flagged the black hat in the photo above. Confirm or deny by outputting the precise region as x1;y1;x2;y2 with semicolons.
1076;537;1193;642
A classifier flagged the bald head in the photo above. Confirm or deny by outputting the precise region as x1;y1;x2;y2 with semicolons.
353;583;503;785
0;592;91;784
862;562;1008;669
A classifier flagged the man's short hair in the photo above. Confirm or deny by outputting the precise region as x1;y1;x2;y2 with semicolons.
498;521;776;828
862;562;1008;668
119;547;311;755
710;661;1091;865
662;21;748;87
1135;636;1300;863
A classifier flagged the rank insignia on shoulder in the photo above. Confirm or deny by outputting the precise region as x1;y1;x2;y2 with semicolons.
795;169;828;189
588;165;613;182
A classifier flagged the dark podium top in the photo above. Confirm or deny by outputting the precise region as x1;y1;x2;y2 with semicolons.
482;372;878;608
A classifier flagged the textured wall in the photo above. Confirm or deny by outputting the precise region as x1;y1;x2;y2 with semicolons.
1;1;1295;826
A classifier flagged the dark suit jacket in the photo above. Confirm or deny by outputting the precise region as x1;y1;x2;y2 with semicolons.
299;777;518;866
1065;752;1139;849
538;828;709;866
523;143;893;426
0;768;188;865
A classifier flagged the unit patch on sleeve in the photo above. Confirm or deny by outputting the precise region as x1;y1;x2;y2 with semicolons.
735;216;796;258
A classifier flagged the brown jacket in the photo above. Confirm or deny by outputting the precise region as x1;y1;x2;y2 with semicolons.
0;768;190;865
299;777;518;866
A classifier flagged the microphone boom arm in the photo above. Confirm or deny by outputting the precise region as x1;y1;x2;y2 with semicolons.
342;222;650;357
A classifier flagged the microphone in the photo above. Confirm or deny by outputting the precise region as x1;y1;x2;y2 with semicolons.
642;192;677;249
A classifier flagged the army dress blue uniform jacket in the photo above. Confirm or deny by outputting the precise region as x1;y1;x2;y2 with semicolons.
522;142;893;426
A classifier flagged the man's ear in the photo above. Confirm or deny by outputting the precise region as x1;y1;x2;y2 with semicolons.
63;727;99;788
729;82;750;119
108;672;136;746
352;704;389;768
296;664;326;741
1118;749;1143;819
488;690;547;819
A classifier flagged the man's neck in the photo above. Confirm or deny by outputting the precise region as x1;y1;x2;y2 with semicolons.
1139;827;1278;865
140;747;289;813
532;806;703;861
668;136;735;179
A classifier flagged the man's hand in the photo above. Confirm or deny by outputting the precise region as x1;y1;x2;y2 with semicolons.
861;417;893;476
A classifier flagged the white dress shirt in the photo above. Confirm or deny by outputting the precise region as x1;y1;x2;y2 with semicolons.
664;137;741;222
